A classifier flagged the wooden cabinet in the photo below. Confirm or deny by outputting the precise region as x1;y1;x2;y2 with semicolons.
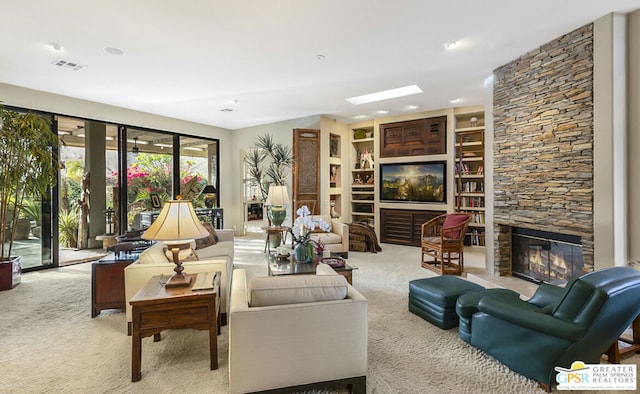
380;209;441;246
379;116;447;158
454;112;486;246
350;126;375;226
91;258;134;317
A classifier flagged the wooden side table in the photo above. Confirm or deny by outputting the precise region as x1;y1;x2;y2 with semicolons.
91;258;134;317
261;226;291;253
607;314;640;363
129;272;221;382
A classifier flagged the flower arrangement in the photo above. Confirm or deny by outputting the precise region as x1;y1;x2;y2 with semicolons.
288;205;330;262
288;205;330;245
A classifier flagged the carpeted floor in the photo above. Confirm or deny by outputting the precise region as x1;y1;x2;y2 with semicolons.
1;233;638;393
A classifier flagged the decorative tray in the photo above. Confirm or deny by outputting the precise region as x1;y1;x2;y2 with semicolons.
320;257;346;268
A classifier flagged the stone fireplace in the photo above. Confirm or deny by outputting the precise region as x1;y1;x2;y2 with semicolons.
511;227;584;284
492;23;594;277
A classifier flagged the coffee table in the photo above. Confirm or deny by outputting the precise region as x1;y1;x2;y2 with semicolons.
267;253;357;285
129;271;221;382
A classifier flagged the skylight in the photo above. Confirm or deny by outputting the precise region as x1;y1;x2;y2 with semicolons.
346;85;423;105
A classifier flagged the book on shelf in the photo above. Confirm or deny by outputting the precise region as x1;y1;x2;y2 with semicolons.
458;196;484;208
457;181;484;193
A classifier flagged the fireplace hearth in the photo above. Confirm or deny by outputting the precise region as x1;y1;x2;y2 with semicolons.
512;227;584;284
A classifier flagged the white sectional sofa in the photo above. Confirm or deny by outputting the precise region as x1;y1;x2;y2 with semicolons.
124;229;234;333
228;264;367;393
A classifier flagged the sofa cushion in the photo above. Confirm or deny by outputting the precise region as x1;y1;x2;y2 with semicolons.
248;274;348;307
195;222;218;249
138;242;170;264
310;232;342;245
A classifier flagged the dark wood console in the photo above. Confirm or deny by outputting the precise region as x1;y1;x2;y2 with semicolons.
379;116;447;158
380;208;442;246
91;257;135;317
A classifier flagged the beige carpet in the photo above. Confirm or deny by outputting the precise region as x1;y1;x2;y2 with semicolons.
1;233;638;393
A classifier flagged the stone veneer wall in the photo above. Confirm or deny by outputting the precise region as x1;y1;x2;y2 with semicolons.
492;23;594;275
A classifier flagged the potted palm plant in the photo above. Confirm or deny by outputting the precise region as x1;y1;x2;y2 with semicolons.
0;106;58;290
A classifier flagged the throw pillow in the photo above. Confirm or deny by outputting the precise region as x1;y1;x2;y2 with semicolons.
195;222;218;249
442;214;469;239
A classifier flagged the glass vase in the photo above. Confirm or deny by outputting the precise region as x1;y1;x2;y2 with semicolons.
294;242;313;263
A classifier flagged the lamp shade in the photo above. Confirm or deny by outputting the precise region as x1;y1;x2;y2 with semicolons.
266;185;290;206
142;198;209;243
201;184;217;194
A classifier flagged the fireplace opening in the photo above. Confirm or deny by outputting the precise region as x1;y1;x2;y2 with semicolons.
512;227;583;284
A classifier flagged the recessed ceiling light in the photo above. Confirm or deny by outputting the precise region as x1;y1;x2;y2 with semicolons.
376;110;389;114
444;41;457;50
346;85;423;105
316;54;325;60
449;98;462;104
407;105;420;110
354;115;367;119
50;42;63;51
154;143;173;148
220;108;236;112
227;99;239;105
104;47;124;55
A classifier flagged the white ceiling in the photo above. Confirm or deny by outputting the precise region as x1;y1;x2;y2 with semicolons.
1;1;638;130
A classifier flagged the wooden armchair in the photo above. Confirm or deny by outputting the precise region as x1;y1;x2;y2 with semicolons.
420;213;471;275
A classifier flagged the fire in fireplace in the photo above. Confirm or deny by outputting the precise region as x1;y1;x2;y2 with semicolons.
512;227;584;284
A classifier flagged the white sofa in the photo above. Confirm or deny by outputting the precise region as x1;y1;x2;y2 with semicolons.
124;229;234;333
229;265;367;394
309;214;349;256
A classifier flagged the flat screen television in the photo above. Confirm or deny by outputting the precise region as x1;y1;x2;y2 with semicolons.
380;161;446;203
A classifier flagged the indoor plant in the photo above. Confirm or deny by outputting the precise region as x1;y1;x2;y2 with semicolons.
244;133;292;229
0;106;58;288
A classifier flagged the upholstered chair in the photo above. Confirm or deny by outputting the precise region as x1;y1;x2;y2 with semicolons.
456;267;640;391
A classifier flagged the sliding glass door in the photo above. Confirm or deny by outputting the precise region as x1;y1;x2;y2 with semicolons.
16;109;219;271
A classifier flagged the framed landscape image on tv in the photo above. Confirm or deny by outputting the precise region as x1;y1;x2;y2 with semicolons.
380;161;446;203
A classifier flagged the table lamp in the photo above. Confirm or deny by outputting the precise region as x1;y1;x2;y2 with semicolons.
200;184;217;208
266;185;289;227
142;197;210;287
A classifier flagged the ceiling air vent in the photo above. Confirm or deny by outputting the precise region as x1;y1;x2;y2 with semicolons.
51;58;87;72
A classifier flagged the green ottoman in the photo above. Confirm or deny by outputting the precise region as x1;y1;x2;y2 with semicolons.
409;276;485;329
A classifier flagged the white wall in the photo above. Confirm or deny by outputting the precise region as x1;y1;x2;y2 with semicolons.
628;9;640;264
593;14;628;268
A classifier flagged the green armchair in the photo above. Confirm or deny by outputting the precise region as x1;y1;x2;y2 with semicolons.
456;267;640;391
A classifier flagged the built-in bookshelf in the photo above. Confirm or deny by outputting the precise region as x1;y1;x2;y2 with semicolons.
454;112;486;247
350;126;375;226
329;133;342;219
